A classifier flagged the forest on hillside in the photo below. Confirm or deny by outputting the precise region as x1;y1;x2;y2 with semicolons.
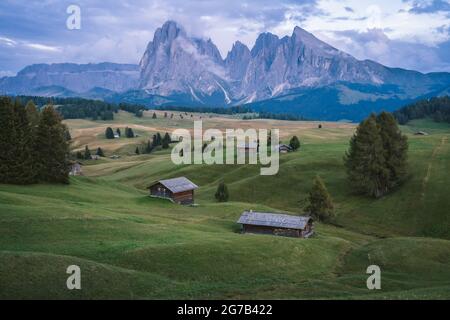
11;96;146;120
394;96;450;124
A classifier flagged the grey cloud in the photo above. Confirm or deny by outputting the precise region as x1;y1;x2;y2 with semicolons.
404;0;450;14
344;6;354;13
329;28;450;73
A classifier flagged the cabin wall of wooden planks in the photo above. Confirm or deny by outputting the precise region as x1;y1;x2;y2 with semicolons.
172;190;194;205
242;224;302;238
149;183;172;198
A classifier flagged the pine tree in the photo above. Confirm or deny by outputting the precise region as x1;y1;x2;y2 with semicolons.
135;146;140;155
64;128;72;141
289;136;301;151
125;127;135;138
0;97;17;183
152;112;157;119
305;176;335;222
215;181;229;202
145;140;153;153
162;133;170;149
151;134;158;148
11;99;36;184
116;128;121;137
34;105;70;184
84;146;91;160
25;100;40;130
376;112;409;189
105;127;114;139
96;147;105;157
344;114;390;198
156;132;162;145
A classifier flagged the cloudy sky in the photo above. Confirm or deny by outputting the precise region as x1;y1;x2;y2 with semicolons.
0;0;449;76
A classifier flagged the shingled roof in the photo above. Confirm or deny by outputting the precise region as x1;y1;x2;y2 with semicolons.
149;177;198;193
237;211;312;230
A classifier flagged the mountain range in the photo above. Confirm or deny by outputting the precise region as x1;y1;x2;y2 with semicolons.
1;20;450;121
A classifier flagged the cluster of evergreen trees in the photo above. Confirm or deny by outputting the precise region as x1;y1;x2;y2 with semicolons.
139;132;172;154
76;146;105;159
394;96;450;124
125;127;135;138
344;112;408;198
0;97;71;184
156;105;253;115
243;112;306;121
105;127;135;139
14;95;119;120
12;96;149;121
118;103;145;118
105;127;115;139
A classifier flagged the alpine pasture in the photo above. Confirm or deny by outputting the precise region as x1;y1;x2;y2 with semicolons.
1;110;449;299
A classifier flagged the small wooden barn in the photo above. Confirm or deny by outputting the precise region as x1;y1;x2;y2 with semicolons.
69;161;83;176
148;177;198;205
278;144;293;153
237;211;314;238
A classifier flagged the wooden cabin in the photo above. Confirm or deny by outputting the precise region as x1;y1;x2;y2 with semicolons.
148;177;198;205
237;211;314;238
69;161;83;176
278;144;293;153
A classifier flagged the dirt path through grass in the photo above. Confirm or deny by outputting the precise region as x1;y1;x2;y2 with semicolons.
422;136;448;199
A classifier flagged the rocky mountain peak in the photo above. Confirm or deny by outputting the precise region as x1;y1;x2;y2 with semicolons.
251;32;280;57
3;19;449;117
225;41;251;81
158;20;186;42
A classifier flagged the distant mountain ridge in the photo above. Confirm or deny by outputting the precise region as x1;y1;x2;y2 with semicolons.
0;62;139;95
1;20;450;121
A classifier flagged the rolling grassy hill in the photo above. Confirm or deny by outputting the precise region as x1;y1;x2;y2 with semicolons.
0;112;449;299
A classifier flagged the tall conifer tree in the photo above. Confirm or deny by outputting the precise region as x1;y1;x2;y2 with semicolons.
344;114;390;198
376;112;409;188
305;176;335;222
0;97;16;183
10;99;36;184
35;105;70;183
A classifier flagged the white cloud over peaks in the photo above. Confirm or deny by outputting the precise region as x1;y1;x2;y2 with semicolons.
0;0;449;73
323;28;450;72
303;0;450;46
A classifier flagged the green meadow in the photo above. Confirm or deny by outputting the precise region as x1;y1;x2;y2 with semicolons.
0;112;449;299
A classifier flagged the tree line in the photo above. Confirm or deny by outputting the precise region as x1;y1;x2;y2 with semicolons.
156;105;253;114
10;96;147;121
394;96;450;124
243;112;307;121
0;97;71;184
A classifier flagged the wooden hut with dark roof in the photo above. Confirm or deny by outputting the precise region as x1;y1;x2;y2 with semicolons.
147;177;198;205
237;211;314;238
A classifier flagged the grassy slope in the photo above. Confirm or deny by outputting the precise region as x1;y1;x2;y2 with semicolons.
0;115;449;299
